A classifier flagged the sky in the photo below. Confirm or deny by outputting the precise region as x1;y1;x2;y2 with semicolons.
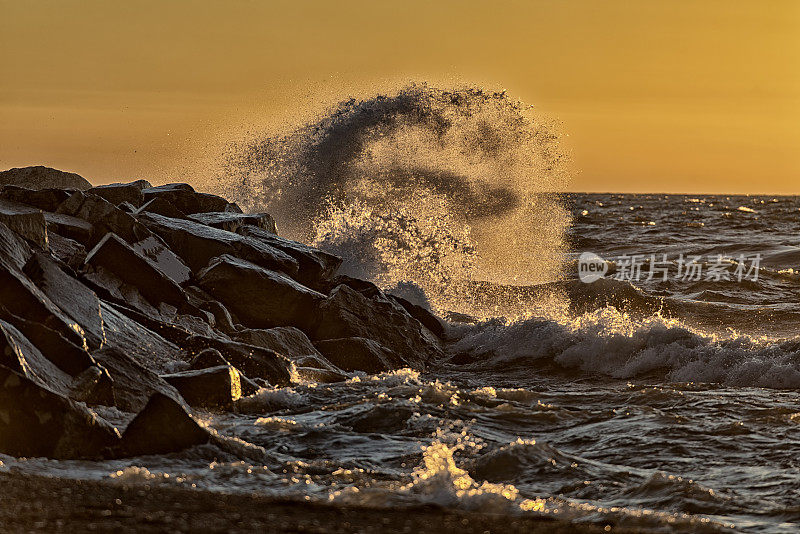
1;0;798;193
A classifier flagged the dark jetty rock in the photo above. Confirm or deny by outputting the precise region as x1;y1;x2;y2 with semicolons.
0;166;92;190
188;211;277;234
0;366;120;459
117;393;210;457
142;183;242;215
197;254;325;330
0;171;453;460
161;365;242;408
88;180;152;207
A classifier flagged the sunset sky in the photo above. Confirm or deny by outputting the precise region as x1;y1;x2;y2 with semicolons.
1;1;798;193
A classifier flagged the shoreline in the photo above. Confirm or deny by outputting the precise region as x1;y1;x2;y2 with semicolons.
0;471;627;533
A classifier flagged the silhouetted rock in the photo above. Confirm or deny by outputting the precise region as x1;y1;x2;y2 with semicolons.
314;337;405;373
47;233;86;270
142;183;242;215
43;211;93;243
312;284;443;370
0;185;71;212
189;211;277;234
238;225;342;289
185;334;293;386
91;346;183;412
135;197;188;219
0;366;120;459
0;318;72;396
0;260;86;349
89;180;152;207
197;255;324;330
0;198;49;249
388;294;447;339
130;235;191;285
57;191;151;247
140;213;298;275
118;393;209;456
161;365;242;408
85;233;187;308
0;166;92;190
24;251;106;348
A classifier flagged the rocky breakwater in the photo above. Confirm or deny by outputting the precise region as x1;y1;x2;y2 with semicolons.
0;166;446;460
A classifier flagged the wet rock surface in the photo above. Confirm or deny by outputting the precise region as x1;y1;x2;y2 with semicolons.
0;171;446;460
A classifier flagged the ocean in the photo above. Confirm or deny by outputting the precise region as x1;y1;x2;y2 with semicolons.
3;87;799;532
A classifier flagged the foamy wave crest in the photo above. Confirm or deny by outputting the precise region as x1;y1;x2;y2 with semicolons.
451;307;800;389
220;84;571;314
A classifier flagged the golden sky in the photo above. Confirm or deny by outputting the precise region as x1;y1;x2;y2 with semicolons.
1;1;798;193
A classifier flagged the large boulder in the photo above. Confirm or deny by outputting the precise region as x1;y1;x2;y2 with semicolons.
311;284;443;370
84;233;187;308
139;213;298;275
88;180;152;207
117;392;209;456
23;251;106;349
189;212;277;234
0;185;71;212
91;346;183;412
184;334;293;386
0;220;33;271
0;166;92;190
130;235;191;285
142;183;242;215
57;191;151;246
0;318;73;396
43;211;93;244
314;337;406;374
161;366;242;408
0;366;120;459
0;261;87;349
0;198;49;249
237;225;342;289
135;197;188;219
197;255;324;331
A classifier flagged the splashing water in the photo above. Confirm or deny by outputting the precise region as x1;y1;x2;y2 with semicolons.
219;83;572;315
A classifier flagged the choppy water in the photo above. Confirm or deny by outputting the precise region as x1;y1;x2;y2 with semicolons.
5;88;800;532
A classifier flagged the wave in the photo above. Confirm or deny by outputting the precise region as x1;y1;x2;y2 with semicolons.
218;83;572;315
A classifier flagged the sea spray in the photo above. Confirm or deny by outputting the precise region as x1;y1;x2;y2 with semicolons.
219;84;572;317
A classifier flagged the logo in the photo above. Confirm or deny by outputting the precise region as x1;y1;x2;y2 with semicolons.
578;252;607;283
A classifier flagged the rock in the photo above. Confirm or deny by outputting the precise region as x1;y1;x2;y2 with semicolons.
0;166;92;190
47;233;87;270
314;337;405;374
118;392;209;456
234;326;322;360
130;235;191;285
189;212;277;234
238;225;342;289
89;180;152;207
43;211;93;244
184;335;293;386
0;318;73;396
197;255;324;330
142;183;242;215
388;295;447;339
161;366;242;408
91;346;183;412
0;366;121;459
0;185;71;212
324;274;382;298
23;251;106;349
0;220;33;271
188;348;229;370
97;302;184;372
85;233;187;308
0;260;87;349
57;191;151;246
0;198;49;249
312;284;443;370
135;197;188;219
139;213;298;275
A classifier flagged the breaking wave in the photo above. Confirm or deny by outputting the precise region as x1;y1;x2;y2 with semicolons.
219;83;571;315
